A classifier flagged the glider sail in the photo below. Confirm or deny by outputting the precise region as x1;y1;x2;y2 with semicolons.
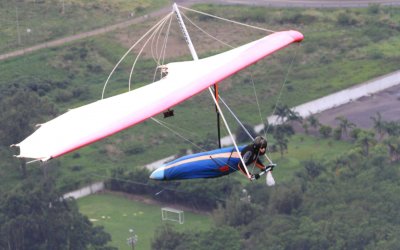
14;30;303;161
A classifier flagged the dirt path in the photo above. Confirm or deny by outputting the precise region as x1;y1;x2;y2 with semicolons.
0;6;172;61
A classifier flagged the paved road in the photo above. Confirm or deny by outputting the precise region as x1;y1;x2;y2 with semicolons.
316;84;400;129
2;0;399;61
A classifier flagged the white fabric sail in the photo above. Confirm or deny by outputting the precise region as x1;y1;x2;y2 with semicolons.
15;30;303;161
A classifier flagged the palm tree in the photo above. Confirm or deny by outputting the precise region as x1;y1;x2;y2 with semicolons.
302;122;309;134
370;112;385;141
273;104;289;124
356;131;376;156
307;115;320;130
287;108;303;124
384;137;400;163
382;121;400;137
319;125;332;138
272;124;293;158
335;116;355;139
274;133;289;158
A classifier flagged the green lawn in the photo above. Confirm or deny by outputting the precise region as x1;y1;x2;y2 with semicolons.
78;193;212;250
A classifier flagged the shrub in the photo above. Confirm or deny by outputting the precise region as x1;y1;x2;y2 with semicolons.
55;89;73;102
319;125;332;138
337;12;358;26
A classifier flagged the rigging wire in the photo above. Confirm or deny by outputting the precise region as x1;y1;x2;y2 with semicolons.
151;117;240;173
150;117;205;141
250;71;266;137
180;11;234;49
151;13;172;66
128;15;172;92
160;16;173;66
152;15;173;82
264;44;301;135
178;5;276;33
151;117;204;152
219;96;254;140
101;12;173;99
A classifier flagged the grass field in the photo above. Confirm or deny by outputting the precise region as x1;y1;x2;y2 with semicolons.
78;193;212;250
0;0;168;53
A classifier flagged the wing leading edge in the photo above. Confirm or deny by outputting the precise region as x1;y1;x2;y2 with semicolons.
15;30;303;161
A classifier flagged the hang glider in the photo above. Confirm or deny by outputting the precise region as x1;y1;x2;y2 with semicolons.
150;145;276;185
13;7;303;163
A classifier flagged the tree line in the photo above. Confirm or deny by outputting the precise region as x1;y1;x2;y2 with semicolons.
0;88;116;250
150;105;400;249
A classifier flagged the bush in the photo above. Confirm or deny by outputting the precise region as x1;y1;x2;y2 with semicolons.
367;4;380;14
337;12;358;26
55;89;73;102
124;146;145;155
319;125;332;138
333;127;342;140
270;184;303;215
69;165;83;172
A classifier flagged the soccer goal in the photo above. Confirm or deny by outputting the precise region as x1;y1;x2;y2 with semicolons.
161;207;184;224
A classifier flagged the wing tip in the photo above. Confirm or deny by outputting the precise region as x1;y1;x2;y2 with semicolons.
149;166;166;180
288;30;304;43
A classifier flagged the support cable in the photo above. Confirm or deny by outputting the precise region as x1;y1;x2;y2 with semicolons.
101;12;173;99
178;5;275;33
128;15;172;91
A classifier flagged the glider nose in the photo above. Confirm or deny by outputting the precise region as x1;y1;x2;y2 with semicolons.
149;167;165;180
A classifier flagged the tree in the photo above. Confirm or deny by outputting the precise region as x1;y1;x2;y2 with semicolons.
151;224;241;250
272;124;294;158
0;89;56;178
335;116;355;139
273;104;289;123
302;122;309;134
213;195;262;227
0;89;56;146
0;179;114;250
384;137;400;163
333;127;342;140
303;159;323;180
151;224;188;250
382;121;400;137
235;123;257;143
199;226;241;250
306;114;320;133
272;104;302;125
269;184;303;215
274;133;289;158
370;112;385;141
287;108;303;125
356;131;376;156
349;127;362;141
319;125;332;138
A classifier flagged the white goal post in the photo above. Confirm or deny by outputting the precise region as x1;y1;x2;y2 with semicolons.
161;207;184;224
